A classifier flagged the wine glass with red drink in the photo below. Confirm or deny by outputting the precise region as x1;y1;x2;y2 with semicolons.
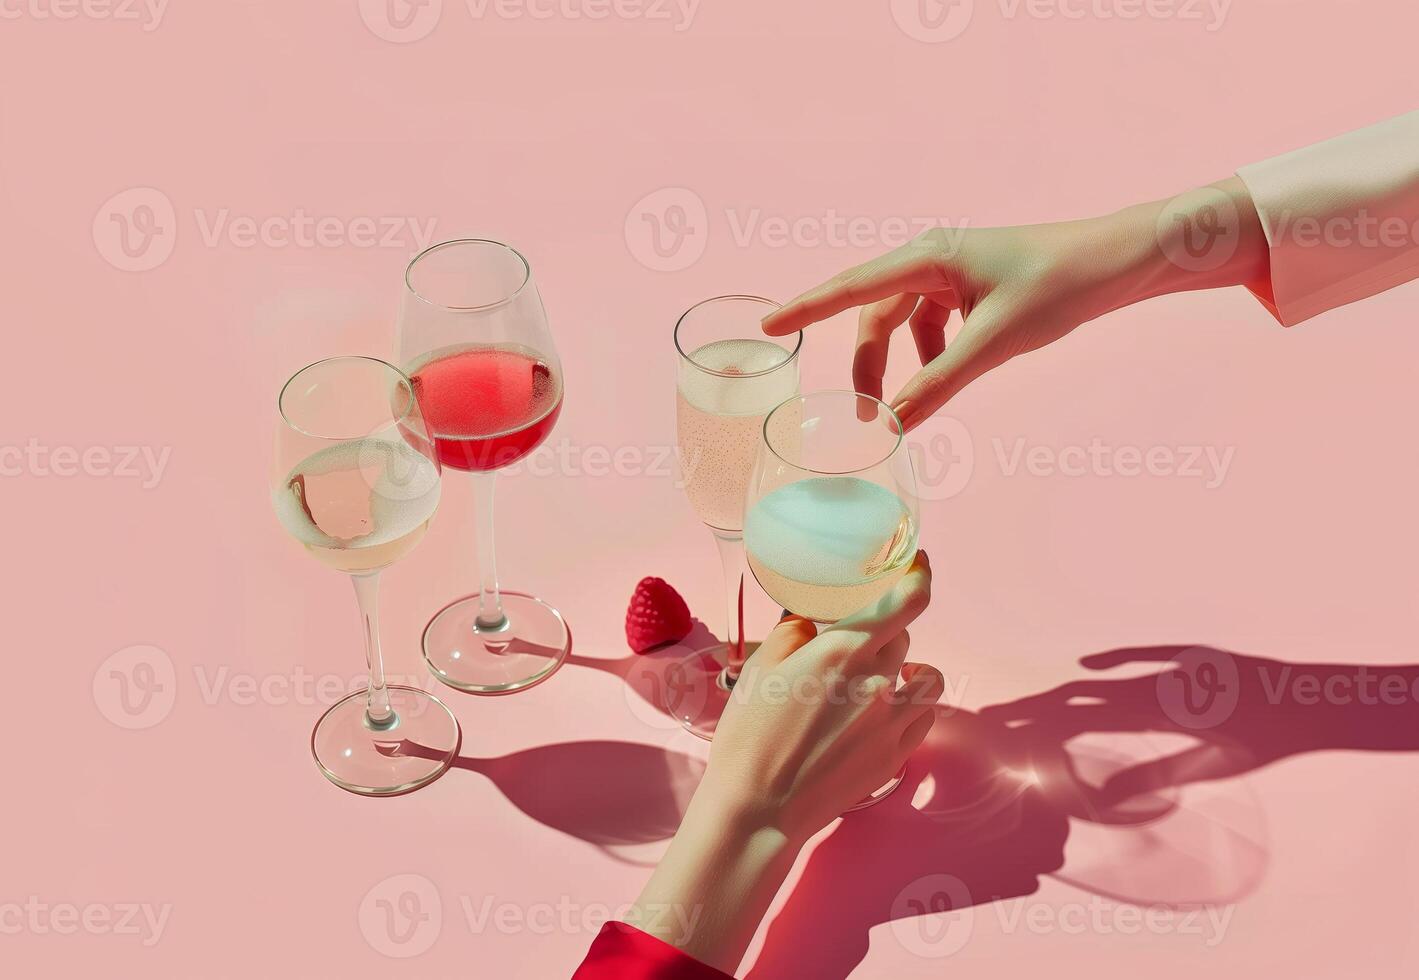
398;239;569;694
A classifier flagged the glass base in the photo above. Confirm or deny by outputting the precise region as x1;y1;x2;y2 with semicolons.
675;641;760;740
310;685;460;797
847;765;906;812
423;590;570;695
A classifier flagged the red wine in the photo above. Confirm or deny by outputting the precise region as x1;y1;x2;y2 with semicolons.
409;344;562;471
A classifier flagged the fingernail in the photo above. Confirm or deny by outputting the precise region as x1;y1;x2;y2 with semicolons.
778;608;794;622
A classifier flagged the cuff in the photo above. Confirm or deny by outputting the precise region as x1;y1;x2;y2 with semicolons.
572;922;734;980
1235;109;1419;327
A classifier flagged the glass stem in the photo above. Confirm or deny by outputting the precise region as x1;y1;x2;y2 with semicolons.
714;531;747;685
472;471;507;631
351;571;395;730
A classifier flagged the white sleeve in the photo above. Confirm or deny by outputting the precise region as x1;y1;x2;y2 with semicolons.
1235;109;1419;326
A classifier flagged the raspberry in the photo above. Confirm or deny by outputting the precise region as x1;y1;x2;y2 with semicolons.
625;577;693;653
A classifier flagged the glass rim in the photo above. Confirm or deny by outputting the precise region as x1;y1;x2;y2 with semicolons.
673;294;803;378
277;355;418;441
403;238;532;313
761;388;906;476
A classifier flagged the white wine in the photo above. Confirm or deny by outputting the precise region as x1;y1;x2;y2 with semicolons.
745;476;917;622
676;338;799;532
273;438;440;574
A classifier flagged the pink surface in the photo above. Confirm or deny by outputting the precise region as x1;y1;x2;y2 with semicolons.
6;2;1419;976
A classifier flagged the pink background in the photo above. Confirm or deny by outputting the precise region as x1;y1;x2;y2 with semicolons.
6;0;1419;976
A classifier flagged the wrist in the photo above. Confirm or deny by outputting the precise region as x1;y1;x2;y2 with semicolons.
628;778;804;972
683;777;807;855
1099;177;1270;311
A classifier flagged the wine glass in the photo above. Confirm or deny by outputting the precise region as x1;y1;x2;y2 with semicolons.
671;295;802;738
270;356;461;796
745;389;920;806
398;239;569;694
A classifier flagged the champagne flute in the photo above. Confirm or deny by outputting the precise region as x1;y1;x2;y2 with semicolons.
398;239;569;694
270;356;461;796
672;295;802;738
745;389;920;806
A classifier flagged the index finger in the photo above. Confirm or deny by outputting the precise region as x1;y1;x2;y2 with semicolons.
762;247;951;337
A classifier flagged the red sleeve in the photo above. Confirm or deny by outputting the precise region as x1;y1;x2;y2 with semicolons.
572;921;733;980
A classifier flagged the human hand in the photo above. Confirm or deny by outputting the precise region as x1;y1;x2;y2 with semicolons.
625;551;942;973
699;550;943;846
762;179;1267;430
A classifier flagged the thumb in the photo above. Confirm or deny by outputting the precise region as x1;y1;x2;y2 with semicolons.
755;613;818;667
890;299;1013;431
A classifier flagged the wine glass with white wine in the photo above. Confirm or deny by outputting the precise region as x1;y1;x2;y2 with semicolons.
744;389;920;806
270;356;461;796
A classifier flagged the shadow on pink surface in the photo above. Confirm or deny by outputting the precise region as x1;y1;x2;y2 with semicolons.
379;738;704;857
747;646;1419;980
565;620;724;726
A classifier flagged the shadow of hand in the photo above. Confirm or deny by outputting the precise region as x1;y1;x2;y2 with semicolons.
982;645;1419;809
747;708;1068;980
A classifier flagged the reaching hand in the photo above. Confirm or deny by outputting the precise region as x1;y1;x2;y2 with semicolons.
762;178;1268;430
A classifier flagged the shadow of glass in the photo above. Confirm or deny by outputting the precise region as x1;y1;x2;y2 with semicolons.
378;737;706;859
